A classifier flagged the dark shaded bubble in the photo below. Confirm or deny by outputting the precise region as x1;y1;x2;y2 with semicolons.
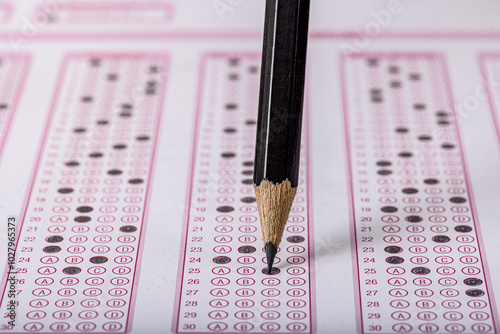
388;66;399;74
224;127;237;133
120;225;137;233
241;179;253;185
367;58;379;67
287;236;305;243
221;152;236;158
74;216;91;223
136;135;150;141
377;169;393;176
436;111;448;117
225;103;237;110
414;103;426;110
381;206;398;213
384;246;402;254
411;267;430;275
424;178;439;185
398;151;413;158
464;278;483;286
242;170;253;176
63;267;81;275
81;96;93;103
90;256;108;264
406;215;422;223
390;81;402;88
418;135;432;141
238;246;256;254
450;197;467;203
377;160;392;167
65;161;80;167
246;119;257;125
89;152;103;158
77;206;93;213
386;256;404;264
89;58;101;66
243;161;254;167
73;127;86;133
147;80;158;88
402;188;418;194
129;178;144;184
46;236;63;243
241;197;256;203
395;127;409;133
441;143;455;149
113;144;127;150
97;119;109;125
466;289;484;297
217;206;234;213
43;246;61;253
108;169;122;175
229;58;240;66
455;225;472;233
409;73;421;81
213;256;231;264
58;188;74;194
432;235;450;243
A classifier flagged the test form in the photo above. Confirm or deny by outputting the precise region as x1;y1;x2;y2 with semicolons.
0;1;500;333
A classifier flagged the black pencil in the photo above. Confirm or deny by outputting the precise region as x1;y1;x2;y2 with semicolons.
253;0;310;274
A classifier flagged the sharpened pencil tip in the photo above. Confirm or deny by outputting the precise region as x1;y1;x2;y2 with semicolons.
265;242;277;273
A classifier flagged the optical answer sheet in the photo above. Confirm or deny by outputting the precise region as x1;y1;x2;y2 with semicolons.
0;1;499;333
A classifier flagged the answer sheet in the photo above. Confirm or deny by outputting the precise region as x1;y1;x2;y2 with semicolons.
0;1;500;333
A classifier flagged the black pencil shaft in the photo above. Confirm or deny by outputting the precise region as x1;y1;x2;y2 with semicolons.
254;0;310;188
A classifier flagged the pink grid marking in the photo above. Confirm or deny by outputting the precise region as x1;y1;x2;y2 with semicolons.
0;53;169;334
342;52;499;334
173;53;316;334
0;54;31;164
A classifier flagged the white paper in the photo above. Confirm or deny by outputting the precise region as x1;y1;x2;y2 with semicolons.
0;1;499;333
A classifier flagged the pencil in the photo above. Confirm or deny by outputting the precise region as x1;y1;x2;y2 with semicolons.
253;0;310;274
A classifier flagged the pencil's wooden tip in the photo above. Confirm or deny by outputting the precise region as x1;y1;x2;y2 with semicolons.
254;179;297;249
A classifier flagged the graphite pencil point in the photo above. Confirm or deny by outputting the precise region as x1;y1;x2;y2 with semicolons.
265;242;277;273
